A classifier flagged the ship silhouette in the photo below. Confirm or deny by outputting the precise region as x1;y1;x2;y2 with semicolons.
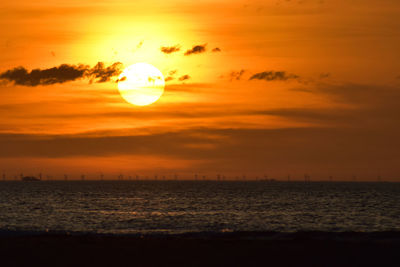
21;176;41;181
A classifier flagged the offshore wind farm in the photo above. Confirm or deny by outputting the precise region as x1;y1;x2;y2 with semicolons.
0;171;390;182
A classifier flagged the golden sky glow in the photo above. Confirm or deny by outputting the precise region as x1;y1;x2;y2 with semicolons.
1;0;400;180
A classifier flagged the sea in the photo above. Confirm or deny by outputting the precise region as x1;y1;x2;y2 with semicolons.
0;181;399;235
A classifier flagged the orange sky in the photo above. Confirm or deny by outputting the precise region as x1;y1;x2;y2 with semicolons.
1;0;400;180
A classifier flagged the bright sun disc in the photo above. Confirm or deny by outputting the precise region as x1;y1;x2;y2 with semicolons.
117;63;165;106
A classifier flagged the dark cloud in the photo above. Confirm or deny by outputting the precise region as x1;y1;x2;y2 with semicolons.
230;70;245;81
184;44;206;56
0;62;123;86
0;64;88;86
86;62;123;83
319;73;331;79
212;47;221;52
178;75;190;81
169;70;177;76
165;76;174;82
249;71;299;81
160;45;181;54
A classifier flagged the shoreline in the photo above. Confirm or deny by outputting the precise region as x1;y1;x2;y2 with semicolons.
1;231;399;266
2;229;400;238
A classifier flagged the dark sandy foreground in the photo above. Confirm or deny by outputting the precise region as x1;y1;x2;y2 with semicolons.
0;231;399;267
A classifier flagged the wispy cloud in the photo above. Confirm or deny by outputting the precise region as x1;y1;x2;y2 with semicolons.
160;45;181;54
319;73;331;79
230;70;245;81
165;70;178;82
178;75;190;81
249;71;299;81
184;44;206;56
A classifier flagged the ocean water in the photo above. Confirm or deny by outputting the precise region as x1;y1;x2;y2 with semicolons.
0;181;399;234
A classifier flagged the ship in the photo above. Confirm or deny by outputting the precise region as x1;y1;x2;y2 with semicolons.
21;176;41;181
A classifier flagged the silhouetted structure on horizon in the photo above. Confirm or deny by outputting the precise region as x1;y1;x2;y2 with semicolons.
21;176;40;181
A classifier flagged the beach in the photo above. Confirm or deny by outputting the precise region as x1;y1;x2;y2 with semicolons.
1;231;399;266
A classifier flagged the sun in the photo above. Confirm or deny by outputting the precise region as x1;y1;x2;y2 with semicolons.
117;63;165;106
